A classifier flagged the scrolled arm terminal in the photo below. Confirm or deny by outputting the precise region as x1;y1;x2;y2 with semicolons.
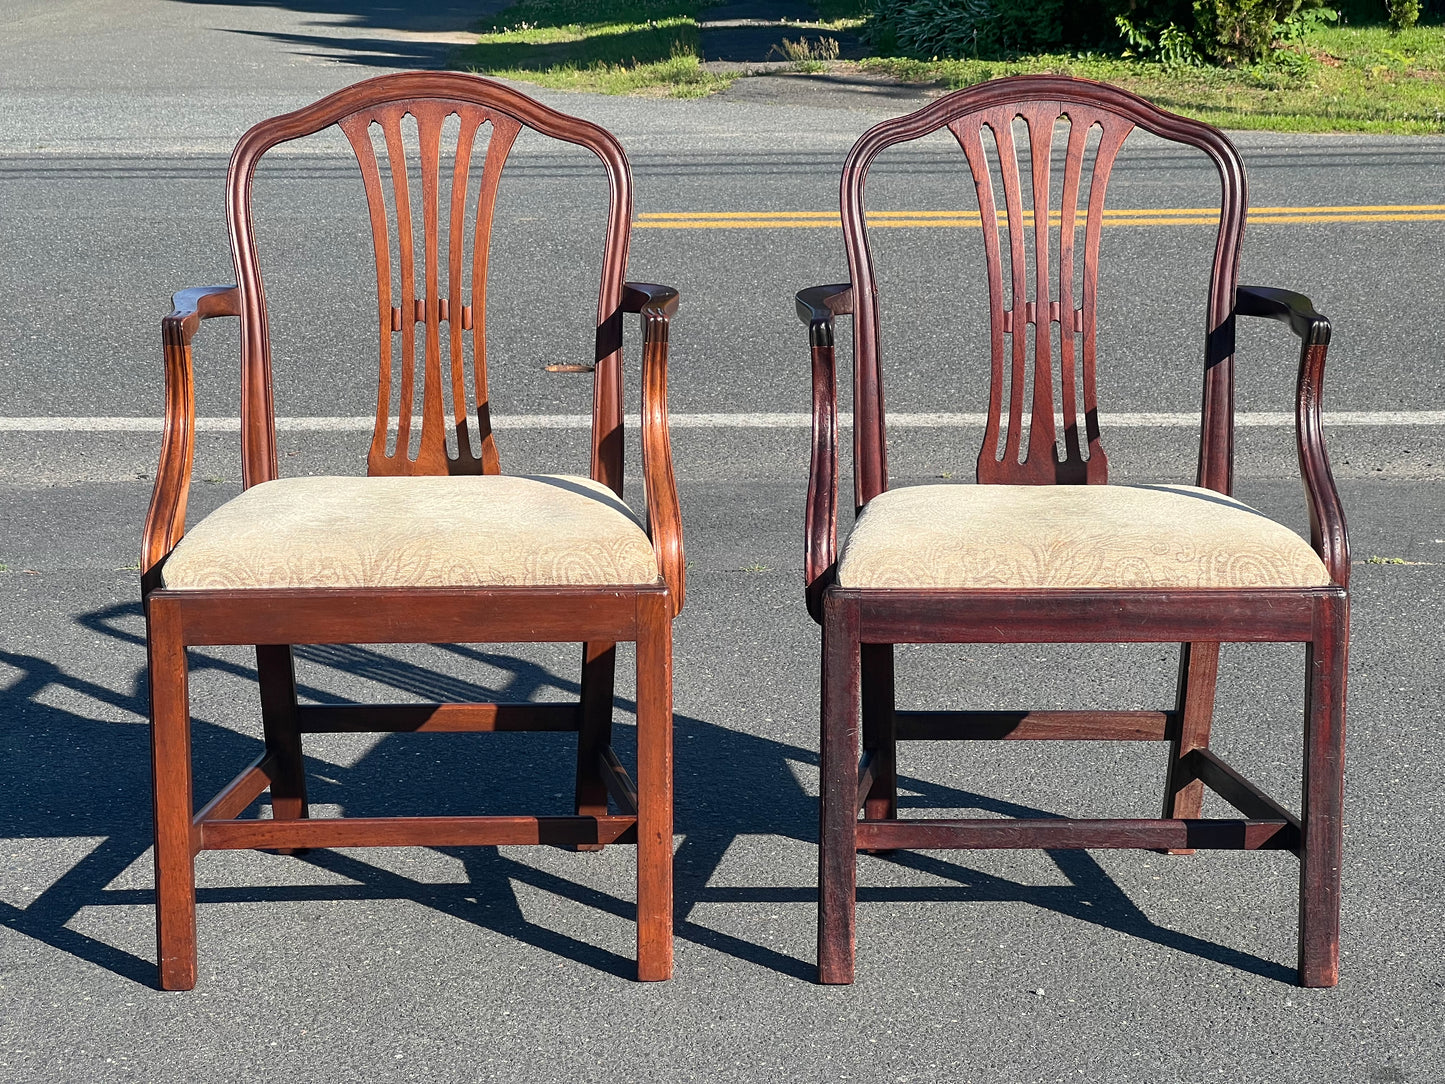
796;283;854;348
1236;284;1330;346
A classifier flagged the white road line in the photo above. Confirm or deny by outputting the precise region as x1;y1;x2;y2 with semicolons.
1;411;1443;432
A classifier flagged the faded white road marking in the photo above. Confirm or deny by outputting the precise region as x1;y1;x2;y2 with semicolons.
2;411;1444;432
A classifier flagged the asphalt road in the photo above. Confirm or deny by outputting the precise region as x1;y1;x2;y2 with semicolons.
3;3;1445;1083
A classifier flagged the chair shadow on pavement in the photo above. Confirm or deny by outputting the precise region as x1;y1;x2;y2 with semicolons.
0;601;1293;988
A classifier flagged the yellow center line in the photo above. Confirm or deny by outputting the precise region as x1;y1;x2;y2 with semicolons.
635;204;1445;228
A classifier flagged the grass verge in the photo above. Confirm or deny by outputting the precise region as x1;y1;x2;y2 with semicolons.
454;0;733;97
457;0;1445;133
856;22;1445;134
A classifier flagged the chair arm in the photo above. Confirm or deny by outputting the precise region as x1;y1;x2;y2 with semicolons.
797;285;853;621
623;281;680;319
1235;284;1330;346
626;281;685;616
142;286;242;587
796;283;853;347
1235;284;1349;587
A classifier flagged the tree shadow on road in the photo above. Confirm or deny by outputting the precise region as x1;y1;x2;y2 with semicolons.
167;0;509;70
171;0;507;33
0;600;1293;988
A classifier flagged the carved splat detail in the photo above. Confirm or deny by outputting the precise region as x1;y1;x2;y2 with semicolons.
837;79;1248;507
951;103;1132;484
225;74;635;493
339;101;520;476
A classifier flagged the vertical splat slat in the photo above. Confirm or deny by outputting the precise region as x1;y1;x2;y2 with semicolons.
1055;117;1089;468
447;111;482;472
1023;105;1056;467
413;104;449;473
338;116;397;474
954;121;1007;473
1080;121;1131;467
381;114;421;470
990;115;1030;469
470;116;521;476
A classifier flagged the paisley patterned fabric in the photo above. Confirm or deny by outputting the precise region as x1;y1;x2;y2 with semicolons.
162;474;659;590
836;483;1332;590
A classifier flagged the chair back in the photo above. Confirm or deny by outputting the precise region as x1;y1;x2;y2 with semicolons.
839;75;1247;501
225;72;633;491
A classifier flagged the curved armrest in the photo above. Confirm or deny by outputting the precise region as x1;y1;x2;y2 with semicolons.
796;283;853;347
623;281;679;319
626;281;685;616
798;284;853;621
1236;284;1330;346
1235;284;1348;587
142;286;241;588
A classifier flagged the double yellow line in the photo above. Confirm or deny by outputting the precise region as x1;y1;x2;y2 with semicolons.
637;204;1445;229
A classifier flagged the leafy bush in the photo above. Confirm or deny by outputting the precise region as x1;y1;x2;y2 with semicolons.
1193;0;1315;64
1116;12;1206;64
865;0;1334;65
1386;0;1421;29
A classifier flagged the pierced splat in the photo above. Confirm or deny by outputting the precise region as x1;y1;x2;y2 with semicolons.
338;101;521;476
950;103;1133;485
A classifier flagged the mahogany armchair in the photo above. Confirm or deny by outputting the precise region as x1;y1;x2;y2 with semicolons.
798;77;1348;986
141;73;684;989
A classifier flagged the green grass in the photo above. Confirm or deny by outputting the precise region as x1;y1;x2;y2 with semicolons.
858;21;1445;133
457;0;1445;132
456;0;733;97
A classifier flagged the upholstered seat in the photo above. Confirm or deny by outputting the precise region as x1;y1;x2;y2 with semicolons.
162;474;660;590
836;483;1331;590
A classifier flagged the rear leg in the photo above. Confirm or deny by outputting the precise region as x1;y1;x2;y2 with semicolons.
1161;641;1219;854
258;644;308;856
574;641;617;851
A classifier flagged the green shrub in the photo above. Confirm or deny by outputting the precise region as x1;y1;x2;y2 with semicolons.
865;0;1333;65
1116;11;1206;64
1386;0;1421;29
1192;0;1313;63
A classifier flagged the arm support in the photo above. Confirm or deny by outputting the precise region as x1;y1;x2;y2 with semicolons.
796;284;853;621
1235;284;1349;587
623;282;685;616
142;285;241;588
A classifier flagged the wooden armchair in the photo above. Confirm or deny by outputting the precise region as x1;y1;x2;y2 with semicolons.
141;73;683;989
798;77;1348;987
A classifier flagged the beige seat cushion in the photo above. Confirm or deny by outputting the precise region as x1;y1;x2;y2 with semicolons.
162;474;659;590
835;483;1332;590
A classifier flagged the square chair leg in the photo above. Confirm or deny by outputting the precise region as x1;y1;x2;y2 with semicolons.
860;643;897;825
635;597;674;980
818;594;861;984
257;644;309;854
147;597;198;991
574;640;617;851
1298;596;1348;987
1160;640;1221;854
